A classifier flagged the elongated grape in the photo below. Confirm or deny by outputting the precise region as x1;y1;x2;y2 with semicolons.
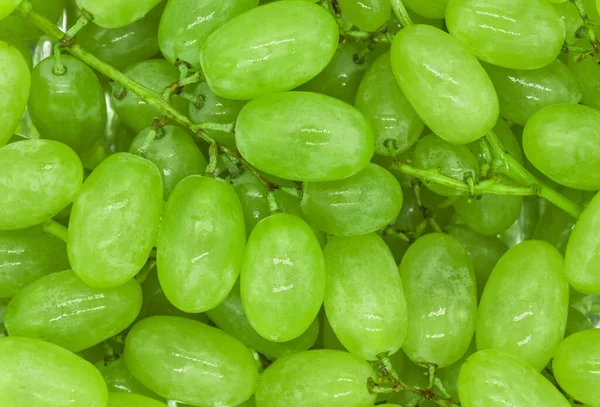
206;280;319;359
477;240;568;371
458;349;570;407
5;270;142;352
0;140;83;231
523;104;600;190
108;392;166;407
565;191;600;294
125;316;259;406
77;0;163;28
96;358;160;399
402;0;448;19
301;163;402;236
355;52;424;156
568;53;600;111
0;337;108;407
200;1;338;99
241;213;325;342
553;329;600;406
255;350;376;407
157;175;245;313
323;234;407;360
236;91;374;182
68;153;163;288
338;0;390;31
29;55;106;155
0;41;30;147
399;233;477;367
0;0;65;42
483;60;581;126
446;0;566;69
0;0;19;20
159;0;258;66
130;126;207;198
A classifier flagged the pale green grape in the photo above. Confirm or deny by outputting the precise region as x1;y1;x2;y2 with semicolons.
0;225;69;298
446;0;566;69
565;191;600;294
568;53;600;110
553;329;600;406
355;52;424;156
77;0;163;28
125;316;259;407
0;0;20;20
0;337;108;407
0;34;32;70
241;213;325;342
200;1;338;99
402;0;449;19
159;0;258;66
96;358;161;399
483;60;581;126
68;153;163;288
477;240;568;371
206;280;319;359
130;126;207;198
0;40;30;147
391;25;498;145
458;349;570;407
108;392;166;407
399;233;477;367
338;0;390;32
523;104;600;190
5;270;142;352
0;0;65;42
301;163;403;236
323;234;407;360
255;350;376;407
0;140;83;231
412;133;479;196
236;91;374;182
446;225;508;300
157;175;245;313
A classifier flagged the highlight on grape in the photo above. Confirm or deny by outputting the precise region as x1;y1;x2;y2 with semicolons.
1;0;600;406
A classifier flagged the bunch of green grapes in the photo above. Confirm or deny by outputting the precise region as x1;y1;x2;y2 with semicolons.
1;0;600;406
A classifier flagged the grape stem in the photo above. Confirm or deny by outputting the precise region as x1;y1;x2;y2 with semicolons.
570;0;600;60
390;0;413;28
42;219;68;243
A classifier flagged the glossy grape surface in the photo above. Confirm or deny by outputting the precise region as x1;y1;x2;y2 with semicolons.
77;0;163;28
338;0;391;31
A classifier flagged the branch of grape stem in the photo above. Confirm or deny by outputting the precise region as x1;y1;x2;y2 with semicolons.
570;0;600;61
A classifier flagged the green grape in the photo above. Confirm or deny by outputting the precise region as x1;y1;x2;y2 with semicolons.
355;52;424;156
382;187;423;263
483;60;582;126
255;350;376;407
68;153;163;288
0;0;66;42
337;0;390;32
108;392;167;407
0;225;69;298
0;140;83;231
188;82;246;148
402;0;449;19
390;25;499;145
565;306;593;337
0;34;32;70
130;126;207;198
0;40;30;147
297;42;373;105
568;53;600;111
523;104;600;190
111;59;188;133
207;280;319;359
412;133;479;197
446;0;566;69
498;195;543;247
552;1;584;44
77;3;164;70
533;188;583;254
321;311;346;351
565;191;600;294
236;91;374;182
5;270;142;352
125;316;259;406
553;329;600;406
241;213;325;342
96;358;162;399
77;0;163;28
398;233;477;367
301;163;403;236
458;349;571;407
476;240;568;371
0;0;20;20
471;118;523;163
80;137;109;171
446;225;508;300
200;1;338;100
157;175;245;313
0;337;108;407
29;55;106;155
323;234;407;360
158;0;258;67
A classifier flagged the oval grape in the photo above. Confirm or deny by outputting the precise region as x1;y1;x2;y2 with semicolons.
402;0;449;19
338;0;391;32
76;0;163;28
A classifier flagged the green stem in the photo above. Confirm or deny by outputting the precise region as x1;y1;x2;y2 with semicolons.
52;43;66;76
43;219;68;243
390;0;413;28
134;128;159;157
205;142;219;176
194;122;234;133
267;191;280;214
61;12;90;44
571;0;600;57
